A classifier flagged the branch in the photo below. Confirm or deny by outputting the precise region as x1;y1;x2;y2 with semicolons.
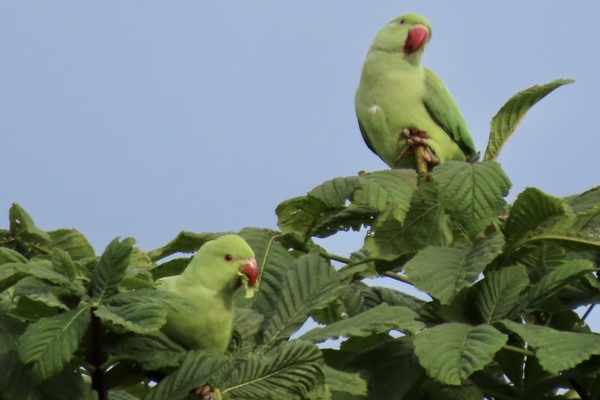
382;271;411;285
90;307;108;400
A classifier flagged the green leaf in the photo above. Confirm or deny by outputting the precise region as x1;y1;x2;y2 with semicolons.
344;336;424;400
475;266;530;323
144;350;227;400
51;248;77;282
342;283;424;317
565;185;600;214
308;176;361;207
364;182;452;259
504;187;567;249
149;257;190;281
0;349;43;400
300;304;423;343
422;380;484;400
9;203;51;244
404;233;504;305
236;228;296;316
18;305;91;381
90;237;135;300
0;247;28;265
433;161;511;239
261;254;348;349
0;317;26;353
47;229;95;260
527;209;600;252
115;332;186;370
107;289;198;316
39;363;88;400
500;320;600;374
94;302;166;334
147;231;222;262
413;323;507;385
276;195;344;244
349;169;417;222
278;170;417;248
526;259;594;307
312;205;377;239
108;391;141;400
234;307;265;354
484;78;574;161
324;366;367;398
10;294;68;320
0;263;29;293
218;340;324;399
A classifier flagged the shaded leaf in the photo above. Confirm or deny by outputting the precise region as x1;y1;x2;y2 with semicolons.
525;259;594;308
364;182;452;259
0;349;43;400
149;257;190;281
148;231;222;262
500;320;600;374
18;305;91;381
475;266;529;323
300;304;423;343
324;366;367;397
115;332;186;370
414;323;507;385
94;302;166;334
404;233;504;305
261;254;348;349
0;247;28;265
565;185;600;214
236;227;295;316
345;336;424;400
504;187;567;249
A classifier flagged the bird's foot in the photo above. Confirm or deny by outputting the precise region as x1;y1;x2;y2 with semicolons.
394;128;440;170
195;384;213;400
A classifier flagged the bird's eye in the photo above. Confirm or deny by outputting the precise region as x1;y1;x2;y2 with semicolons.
224;254;233;262
399;19;406;25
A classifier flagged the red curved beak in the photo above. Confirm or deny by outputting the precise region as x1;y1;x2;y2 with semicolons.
404;24;429;54
242;257;259;286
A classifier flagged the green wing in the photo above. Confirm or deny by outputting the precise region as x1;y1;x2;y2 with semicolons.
423;67;477;159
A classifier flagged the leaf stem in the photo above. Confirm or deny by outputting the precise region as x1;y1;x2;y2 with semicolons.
383;271;411;285
502;344;535;356
320;251;351;264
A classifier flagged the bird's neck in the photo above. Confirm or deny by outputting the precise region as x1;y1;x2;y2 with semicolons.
368;49;423;68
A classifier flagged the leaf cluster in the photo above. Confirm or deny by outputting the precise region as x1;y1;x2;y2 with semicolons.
3;78;599;400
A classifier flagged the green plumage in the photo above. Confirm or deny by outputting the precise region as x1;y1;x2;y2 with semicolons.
355;13;477;169
157;234;256;352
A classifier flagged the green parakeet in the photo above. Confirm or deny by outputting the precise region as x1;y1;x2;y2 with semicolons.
157;234;259;352
355;12;477;171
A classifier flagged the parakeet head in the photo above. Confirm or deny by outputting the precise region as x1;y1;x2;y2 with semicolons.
369;12;433;61
189;234;258;292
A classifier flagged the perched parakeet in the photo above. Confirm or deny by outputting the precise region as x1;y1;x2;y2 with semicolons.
157;234;259;352
355;12;477;171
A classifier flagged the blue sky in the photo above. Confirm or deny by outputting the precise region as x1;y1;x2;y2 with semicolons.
1;2;599;328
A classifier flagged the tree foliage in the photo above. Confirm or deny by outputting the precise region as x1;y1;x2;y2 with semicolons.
2;78;599;400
